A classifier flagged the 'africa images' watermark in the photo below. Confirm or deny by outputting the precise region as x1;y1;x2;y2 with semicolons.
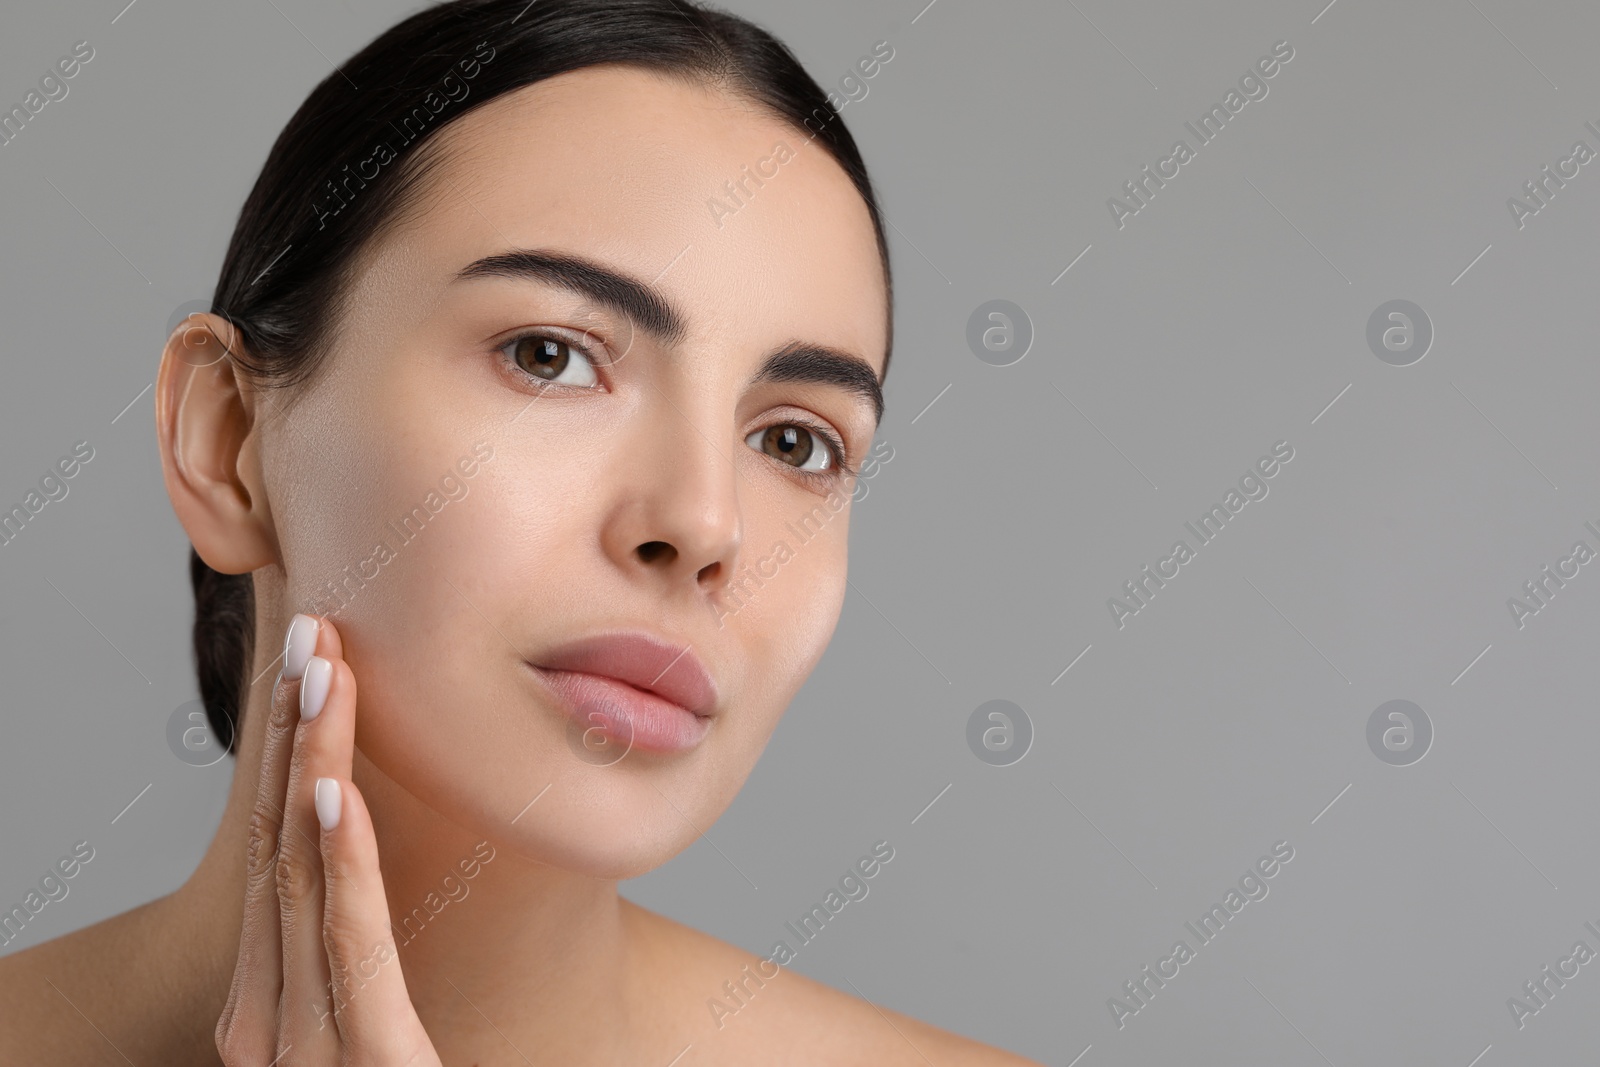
312;840;497;1031
300;441;496;620
967;699;1033;767
1106;839;1295;1029
710;440;893;627
310;40;496;231
0;840;95;949
1107;440;1295;629
705;840;895;1030
0;440;96;551
1506;117;1600;230
800;40;895;143
706;141;798;229
708;39;896;231
162;437;499;767
0;40;95;151
1107;39;1295;230
1505;917;1600;1030
1505;518;1600;630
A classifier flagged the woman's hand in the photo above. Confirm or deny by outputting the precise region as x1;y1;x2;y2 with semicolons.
215;613;442;1066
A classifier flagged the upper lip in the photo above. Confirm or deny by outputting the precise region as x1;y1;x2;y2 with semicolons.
529;631;717;716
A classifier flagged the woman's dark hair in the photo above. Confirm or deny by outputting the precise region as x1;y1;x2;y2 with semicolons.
192;0;894;753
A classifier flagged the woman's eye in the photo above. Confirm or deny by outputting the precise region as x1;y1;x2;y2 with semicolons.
746;424;835;472
503;334;600;388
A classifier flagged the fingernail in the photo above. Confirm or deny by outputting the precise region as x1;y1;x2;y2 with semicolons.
283;614;320;680
315;778;342;831
300;656;332;721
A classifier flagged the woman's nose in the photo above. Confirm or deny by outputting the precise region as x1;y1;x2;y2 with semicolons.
599;402;743;595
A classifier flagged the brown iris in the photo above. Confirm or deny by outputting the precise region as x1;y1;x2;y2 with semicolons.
512;336;572;380
757;425;818;468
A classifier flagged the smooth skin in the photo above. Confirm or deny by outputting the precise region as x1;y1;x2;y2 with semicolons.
0;65;1041;1065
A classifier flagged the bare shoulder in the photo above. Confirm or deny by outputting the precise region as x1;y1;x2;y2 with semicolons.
0;901;152;1062
624;899;1044;1066
0;893;223;1065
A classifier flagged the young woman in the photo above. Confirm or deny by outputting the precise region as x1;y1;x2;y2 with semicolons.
0;1;1038;1062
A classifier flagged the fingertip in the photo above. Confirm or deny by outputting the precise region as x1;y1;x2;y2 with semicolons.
337;779;374;836
331;654;357;702
300;656;333;721
315;777;342;831
314;654;359;729
283;613;321;680
315;614;346;661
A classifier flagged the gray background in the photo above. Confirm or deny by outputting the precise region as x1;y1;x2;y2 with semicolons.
1;0;1596;1062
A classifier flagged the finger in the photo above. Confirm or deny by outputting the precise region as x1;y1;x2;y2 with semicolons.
311;612;345;663
276;649;359;1050
215;613;318;1062
319;779;433;1058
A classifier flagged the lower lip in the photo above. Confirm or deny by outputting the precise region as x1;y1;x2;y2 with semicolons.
527;665;712;754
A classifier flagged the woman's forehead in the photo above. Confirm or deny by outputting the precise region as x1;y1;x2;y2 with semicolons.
356;65;888;373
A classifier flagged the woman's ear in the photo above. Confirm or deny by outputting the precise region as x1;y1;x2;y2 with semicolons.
155;313;279;574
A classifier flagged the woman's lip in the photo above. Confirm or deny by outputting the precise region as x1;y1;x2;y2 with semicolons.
529;631;717;715
527;664;712;754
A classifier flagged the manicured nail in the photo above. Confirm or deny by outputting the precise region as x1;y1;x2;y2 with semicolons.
300;656;332;721
283;614;320;680
315;778;342;831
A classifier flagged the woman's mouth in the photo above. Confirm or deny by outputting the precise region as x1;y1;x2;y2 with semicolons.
525;631;716;755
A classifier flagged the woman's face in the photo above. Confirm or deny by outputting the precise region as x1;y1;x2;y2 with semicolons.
256;65;888;878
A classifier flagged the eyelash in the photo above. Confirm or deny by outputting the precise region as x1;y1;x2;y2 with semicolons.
495;328;856;485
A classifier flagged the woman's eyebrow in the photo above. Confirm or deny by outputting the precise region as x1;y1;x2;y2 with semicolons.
454;248;884;424
752;342;884;426
453;248;687;343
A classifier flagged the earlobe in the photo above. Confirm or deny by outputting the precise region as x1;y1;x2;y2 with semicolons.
155;313;278;575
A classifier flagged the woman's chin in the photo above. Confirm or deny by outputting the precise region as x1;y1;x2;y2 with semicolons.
356;741;716;883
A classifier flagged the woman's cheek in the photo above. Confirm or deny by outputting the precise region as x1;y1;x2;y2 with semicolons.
267;363;443;617
279;460;464;627
338;457;576;736
740;512;849;723
343;597;507;785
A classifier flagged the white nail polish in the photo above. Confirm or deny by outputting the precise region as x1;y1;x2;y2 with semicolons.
300;656;332;720
283;614;320;680
315;778;342;831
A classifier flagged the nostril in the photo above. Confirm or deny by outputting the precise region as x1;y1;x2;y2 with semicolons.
637;540;675;564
